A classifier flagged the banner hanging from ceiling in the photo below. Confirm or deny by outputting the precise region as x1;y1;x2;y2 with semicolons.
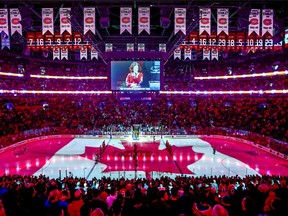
120;7;132;34
42;8;54;35
10;8;22;36
138;7;150;35
174;8;186;35
83;7;95;35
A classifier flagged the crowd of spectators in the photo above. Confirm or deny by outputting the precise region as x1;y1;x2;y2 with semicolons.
0;95;287;155
0;173;287;216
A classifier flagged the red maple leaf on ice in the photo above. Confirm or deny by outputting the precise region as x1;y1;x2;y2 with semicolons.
80;140;204;178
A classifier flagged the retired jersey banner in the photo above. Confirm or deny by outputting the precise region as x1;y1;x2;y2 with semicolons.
174;8;186;35
248;9;260;36
42;8;54;35
217;8;228;36
159;43;166;52
138;43;145;52
26;32;35;50
189;31;199;50
105;43;113;52
10;8;22;36
84;8;95;35
184;48;191;60
120;7;132;34
246;33;255;53
91;47;98;60
264;34;273;51
174;47;181;60
199;8;211;35
61;47;68;60
0;9;9;36
44;31;54;50
211;47;218;60
208;32;217;50
217;32;227;51
53;47;60;60
203;47;210;60
262;9;273;36
138;7;150;35
255;34;263;51
236;32;245;52
73;31;82;50
60;8;71;35
127;43;134;51
35;32;44;50
227;32;236;51
80;46;87;60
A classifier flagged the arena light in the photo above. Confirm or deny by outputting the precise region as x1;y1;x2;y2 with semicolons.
160;89;288;95
0;72;24;77
30;74;108;80
0;90;112;94
195;70;287;80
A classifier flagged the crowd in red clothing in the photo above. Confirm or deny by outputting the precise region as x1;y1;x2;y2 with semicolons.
0;173;287;216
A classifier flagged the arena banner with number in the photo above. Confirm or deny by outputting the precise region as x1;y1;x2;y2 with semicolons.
35;32;45;51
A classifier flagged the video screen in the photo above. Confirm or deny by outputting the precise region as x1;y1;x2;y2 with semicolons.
285;27;288;49
111;61;161;91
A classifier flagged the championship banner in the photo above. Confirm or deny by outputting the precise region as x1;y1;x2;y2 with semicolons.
120;7;132;34
248;9;260;36
217;8;228;36
138;7;150;35
203;47;210;60
189;31;199;50
264;34;273;51
138;43;145;52
54;32;63;49
44;31;54;50
61;47;68;60
91;47;98;60
174;8;186;35
262;9;273;36
184;48;191;60
199;8;211;35
10;8;22;36
217;32;227;51
174;47;181;60
1;32;10;49
199;33;208;50
246;33;255;53
211;47;218;60
53;47;60;60
72;31;82;50
236;32;245;52
26;32;35;50
127;43;134;51
42;8;54;35
59;8;71;35
159;43;166;52
63;31;73;50
80;46;87;60
105;43;113;52
255;34;263;51
0;9;9;36
227;32;236;51
35;32;45;51
208;32;217;50
84;7;95;35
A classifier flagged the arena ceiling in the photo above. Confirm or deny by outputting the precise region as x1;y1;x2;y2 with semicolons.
1;0;287;65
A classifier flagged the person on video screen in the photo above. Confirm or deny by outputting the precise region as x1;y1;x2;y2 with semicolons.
125;62;143;88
